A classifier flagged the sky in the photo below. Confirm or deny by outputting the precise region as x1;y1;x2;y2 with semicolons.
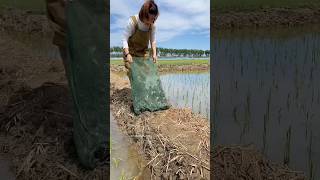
110;0;210;50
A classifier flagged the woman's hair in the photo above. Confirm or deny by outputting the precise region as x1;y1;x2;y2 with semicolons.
139;0;159;22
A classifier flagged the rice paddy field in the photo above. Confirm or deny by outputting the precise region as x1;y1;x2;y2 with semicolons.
160;72;210;119
213;25;320;179
110;59;209;66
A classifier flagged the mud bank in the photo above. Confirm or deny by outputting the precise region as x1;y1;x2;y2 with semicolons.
0;8;50;34
213;7;320;29
2;7;320;32
111;64;209;73
110;72;210;179
0;83;109;180
0;31;108;179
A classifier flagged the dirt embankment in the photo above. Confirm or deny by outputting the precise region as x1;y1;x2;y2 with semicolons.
111;64;209;73
110;72;210;179
0;32;108;179
0;8;50;34
1;6;320;31
213;7;320;29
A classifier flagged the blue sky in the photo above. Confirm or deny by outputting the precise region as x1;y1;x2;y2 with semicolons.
110;0;210;50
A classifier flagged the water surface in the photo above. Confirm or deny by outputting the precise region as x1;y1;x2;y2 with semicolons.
213;25;320;178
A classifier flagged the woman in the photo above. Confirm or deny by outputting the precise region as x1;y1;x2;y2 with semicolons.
122;0;159;72
121;0;169;114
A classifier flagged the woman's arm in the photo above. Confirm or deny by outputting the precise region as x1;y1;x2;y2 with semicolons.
151;41;157;63
150;25;157;63
122;18;135;62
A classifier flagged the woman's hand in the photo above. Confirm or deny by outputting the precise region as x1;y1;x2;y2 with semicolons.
152;54;157;63
126;54;133;63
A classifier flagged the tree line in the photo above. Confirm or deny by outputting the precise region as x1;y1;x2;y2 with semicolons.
110;46;210;58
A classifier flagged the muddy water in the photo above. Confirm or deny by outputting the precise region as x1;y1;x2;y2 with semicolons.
160;72;210;119
0;31;60;60
0;156;15;180
110;113;146;179
213;25;320;178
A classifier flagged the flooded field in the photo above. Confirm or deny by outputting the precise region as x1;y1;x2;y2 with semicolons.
213;25;320;179
160;71;210;119
1;31;60;60
110;113;146;179
0;155;14;180
115;71;210;118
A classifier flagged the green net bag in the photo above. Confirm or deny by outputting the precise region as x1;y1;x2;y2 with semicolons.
129;58;170;115
66;0;108;169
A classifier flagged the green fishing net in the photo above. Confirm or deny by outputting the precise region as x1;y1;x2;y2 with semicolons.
129;58;170;115
66;0;108;169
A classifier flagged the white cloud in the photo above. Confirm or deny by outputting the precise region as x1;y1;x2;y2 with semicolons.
110;0;210;47
110;31;123;47
159;0;209;15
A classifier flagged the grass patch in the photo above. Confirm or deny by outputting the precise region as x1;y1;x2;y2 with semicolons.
0;0;45;12
110;59;209;66
213;0;320;12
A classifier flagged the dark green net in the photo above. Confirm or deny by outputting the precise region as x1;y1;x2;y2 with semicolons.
129;58;170;115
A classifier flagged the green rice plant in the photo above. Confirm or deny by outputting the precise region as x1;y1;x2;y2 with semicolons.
262;113;267;154
119;170;128;180
308;132;315;180
283;125;292;166
110;136;114;154
112;158;121;168
277;108;282;124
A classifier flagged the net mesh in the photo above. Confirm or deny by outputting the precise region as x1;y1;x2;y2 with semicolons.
66;0;108;169
130;58;170;115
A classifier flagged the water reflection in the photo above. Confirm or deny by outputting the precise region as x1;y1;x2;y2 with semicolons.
160;72;210;119
110;113;145;179
213;26;320;178
0;31;60;60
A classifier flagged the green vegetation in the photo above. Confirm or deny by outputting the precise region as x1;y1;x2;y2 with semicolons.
110;59;209;66
159;59;209;65
119;170;128;180
111;46;210;58
0;0;45;12
112;158;121;168
213;0;320;12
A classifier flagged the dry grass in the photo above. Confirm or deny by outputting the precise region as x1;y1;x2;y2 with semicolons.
0;83;109;180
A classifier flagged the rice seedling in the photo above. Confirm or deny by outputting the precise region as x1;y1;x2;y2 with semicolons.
283;125;292;166
214;27;320;179
160;72;209;119
119;170;128;180
112;158;121;168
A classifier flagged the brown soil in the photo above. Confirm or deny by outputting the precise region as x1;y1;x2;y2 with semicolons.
213;7;320;29
0;8;50;34
111;72;210;179
0;32;108;179
3;7;319;35
211;145;305;179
